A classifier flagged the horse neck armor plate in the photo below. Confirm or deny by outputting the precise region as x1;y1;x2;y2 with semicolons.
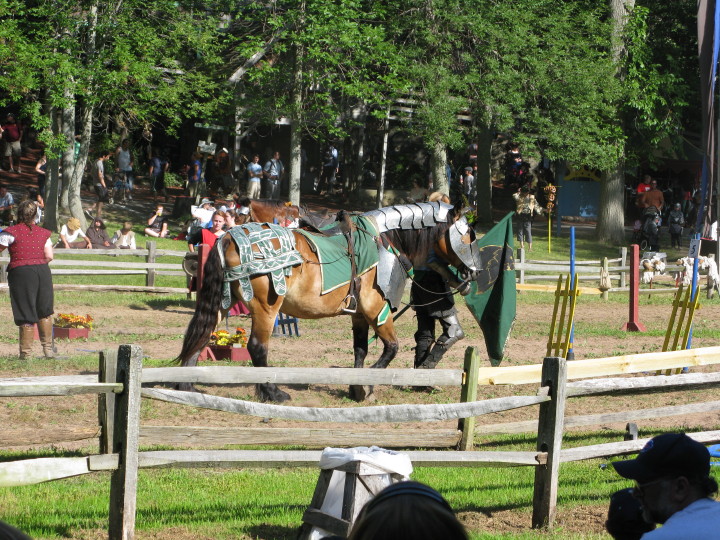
448;216;482;272
222;223;304;308
364;202;452;233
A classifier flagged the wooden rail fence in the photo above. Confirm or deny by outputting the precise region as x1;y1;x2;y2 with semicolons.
2;345;720;537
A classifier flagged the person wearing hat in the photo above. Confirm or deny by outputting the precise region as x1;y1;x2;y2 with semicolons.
0;200;56;359
191;198;215;228
612;432;720;538
86;216;115;248
513;184;542;251
57;217;91;249
111;221;136;249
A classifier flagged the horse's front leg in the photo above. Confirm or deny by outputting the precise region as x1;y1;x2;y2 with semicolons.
349;316;373;402
368;318;399;370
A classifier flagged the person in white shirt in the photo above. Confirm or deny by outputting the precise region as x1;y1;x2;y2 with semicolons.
56;217;91;249
111;222;137;249
191;198;215;228
246;154;263;199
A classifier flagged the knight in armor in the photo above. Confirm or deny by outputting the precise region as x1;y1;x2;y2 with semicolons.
411;251;470;371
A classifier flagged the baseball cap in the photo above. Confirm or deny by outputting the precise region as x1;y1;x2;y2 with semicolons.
612;433;710;484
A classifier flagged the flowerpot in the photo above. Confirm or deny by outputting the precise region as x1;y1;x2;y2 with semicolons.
53;326;90;340
201;345;251;362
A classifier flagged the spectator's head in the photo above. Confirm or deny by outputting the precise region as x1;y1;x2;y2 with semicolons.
121;221;133;232
224;209;236;229
252;154;260;163
674;203;681;210
120;139;129;150
211;211;226;233
26;187;39;200
273;151;280;160
348;481;468;540
98;150;111;160
17;200;38;226
200;198;213;209
605;488;655;540
0;184;7;196
5;113;16;124
156;204;164;215
651;179;659;190
92;217;105;229
66;217;81;232
612;433;718;525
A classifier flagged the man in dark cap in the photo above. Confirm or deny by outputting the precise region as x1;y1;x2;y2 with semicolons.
612;432;720;538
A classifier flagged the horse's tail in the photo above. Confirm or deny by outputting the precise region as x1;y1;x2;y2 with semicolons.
176;241;225;366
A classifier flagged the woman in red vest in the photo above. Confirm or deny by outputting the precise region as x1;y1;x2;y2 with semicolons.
0;200;55;358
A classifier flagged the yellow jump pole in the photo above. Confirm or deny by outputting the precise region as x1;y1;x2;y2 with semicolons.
546;275;564;357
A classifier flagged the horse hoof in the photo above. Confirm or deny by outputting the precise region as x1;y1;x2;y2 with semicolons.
176;383;198;393
257;386;291;403
349;385;375;402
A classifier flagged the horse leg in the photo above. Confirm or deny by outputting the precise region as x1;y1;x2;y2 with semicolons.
349;316;374;402
248;301;290;403
368;319;399;370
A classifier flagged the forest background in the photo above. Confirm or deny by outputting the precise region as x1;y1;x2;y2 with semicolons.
0;0;700;242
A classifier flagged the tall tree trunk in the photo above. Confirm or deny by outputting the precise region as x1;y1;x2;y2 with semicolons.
598;161;627;243
597;0;636;243
69;104;94;229
44;107;62;232
476;124;493;224
60;100;75;211
288;45;303;206
429;141;448;196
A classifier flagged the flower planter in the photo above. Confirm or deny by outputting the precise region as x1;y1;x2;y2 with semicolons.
32;326;90;340
53;326;90;340
202;345;251;362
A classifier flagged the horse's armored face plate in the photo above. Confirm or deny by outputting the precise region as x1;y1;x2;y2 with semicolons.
448;216;482;272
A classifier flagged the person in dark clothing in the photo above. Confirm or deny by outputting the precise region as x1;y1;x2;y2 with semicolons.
85;217;115;249
667;202;685;249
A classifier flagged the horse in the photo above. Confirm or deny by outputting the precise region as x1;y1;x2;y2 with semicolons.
176;201;480;402
237;198;336;229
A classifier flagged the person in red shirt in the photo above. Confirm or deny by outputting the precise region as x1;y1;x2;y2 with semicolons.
0;113;23;173
0;200;55;358
636;174;653;194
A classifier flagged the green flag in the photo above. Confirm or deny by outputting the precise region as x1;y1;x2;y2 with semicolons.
463;212;516;366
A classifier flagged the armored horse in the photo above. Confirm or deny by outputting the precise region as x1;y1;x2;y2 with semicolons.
176;200;483;402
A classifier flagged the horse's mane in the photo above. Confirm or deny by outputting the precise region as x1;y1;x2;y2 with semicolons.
252;199;293;210
379;207;456;265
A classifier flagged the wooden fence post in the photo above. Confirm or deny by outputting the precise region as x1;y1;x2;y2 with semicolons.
145;241;156;288
518;248;525;285
0;262;7;283
458;347;480;451
531;356;567;529
620;247;627;289
601;257;609;301
108;345;143;540
98;348;119;454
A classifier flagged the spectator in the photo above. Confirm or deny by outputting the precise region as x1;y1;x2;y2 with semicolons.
668;203;685;249
35;153;47;198
25;187;43;224
612;432;720;538
348;481;468;540
187;210;226;252
216;147;234;195
643;215;661;252
111;221;136;249
148;149;169;203
318;143;339;195
407;179;429;202
246;154;263;199
92;150;112;218
638;179;665;213
191;198;215;228
115;139;135;199
86;217;115;249
606;488;655;540
187;151;203;198
56;217;91;249
513;185;542;252
263;151;284;199
145;204;169;238
0;200;55;359
0;183;15;224
0;113;23;173
637;174;653;194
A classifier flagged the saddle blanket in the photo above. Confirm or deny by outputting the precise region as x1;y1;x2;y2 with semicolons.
297;215;379;295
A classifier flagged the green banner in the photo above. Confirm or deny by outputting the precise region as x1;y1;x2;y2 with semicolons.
463;212;516;366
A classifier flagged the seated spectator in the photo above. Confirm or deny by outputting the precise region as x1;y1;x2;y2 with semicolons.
612;432;720;538
191;198;215;228
86;217;115;249
348;481;468;540
145;204;168;238
111;221;136;249
606;487;655;540
56;217;91;249
0;183;15;225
